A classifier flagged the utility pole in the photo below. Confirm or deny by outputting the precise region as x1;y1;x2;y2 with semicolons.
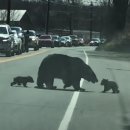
45;0;50;34
108;0;110;7
69;12;73;35
68;0;73;35
100;0;103;40
7;0;11;25
90;1;93;40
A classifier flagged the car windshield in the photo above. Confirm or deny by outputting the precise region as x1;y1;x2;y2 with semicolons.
40;35;51;39
70;35;77;39
60;37;65;40
92;38;100;41
65;37;69;39
0;27;8;34
29;31;35;36
11;27;21;33
52;36;58;39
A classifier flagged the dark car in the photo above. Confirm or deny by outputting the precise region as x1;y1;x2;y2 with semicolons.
38;35;54;48
23;30;39;51
52;35;61;47
69;35;79;46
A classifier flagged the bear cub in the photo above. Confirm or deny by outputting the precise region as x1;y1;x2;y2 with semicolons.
11;76;34;87
101;79;120;93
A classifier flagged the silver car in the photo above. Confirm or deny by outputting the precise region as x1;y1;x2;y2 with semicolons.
12;30;22;55
61;36;72;47
0;24;15;57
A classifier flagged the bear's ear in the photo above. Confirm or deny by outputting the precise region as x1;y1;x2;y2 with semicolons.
103;78;107;81
105;79;109;82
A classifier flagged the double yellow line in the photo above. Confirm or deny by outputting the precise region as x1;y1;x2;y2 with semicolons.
0;49;49;64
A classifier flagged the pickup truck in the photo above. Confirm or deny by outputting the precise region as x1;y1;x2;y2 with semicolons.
0;24;15;57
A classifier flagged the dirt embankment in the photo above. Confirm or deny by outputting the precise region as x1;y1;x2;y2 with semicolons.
96;37;130;53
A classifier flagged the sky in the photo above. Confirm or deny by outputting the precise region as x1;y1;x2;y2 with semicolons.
82;0;104;5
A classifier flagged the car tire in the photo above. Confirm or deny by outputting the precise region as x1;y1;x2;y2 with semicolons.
34;47;37;51
34;45;39;51
51;44;54;48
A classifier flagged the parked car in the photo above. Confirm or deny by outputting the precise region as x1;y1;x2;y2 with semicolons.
23;30;39;51
11;30;22;55
11;26;25;52
59;37;68;47
69;35;79;46
52;35;60;47
78;37;85;46
0;24;15;57
61;36;72;47
38;35;54;48
89;38;101;46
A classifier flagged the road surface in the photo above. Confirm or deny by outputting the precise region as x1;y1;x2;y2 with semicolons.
0;46;130;130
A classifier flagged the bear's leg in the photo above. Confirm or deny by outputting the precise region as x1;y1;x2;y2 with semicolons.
72;80;81;91
17;82;21;85
37;76;44;88
64;83;71;89
10;82;16;86
112;86;120;93
102;87;107;93
103;86;111;93
63;79;71;89
112;87;119;93
45;77;56;89
72;79;85;91
23;82;27;87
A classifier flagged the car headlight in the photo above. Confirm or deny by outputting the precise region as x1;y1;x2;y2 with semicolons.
2;38;9;42
32;38;35;41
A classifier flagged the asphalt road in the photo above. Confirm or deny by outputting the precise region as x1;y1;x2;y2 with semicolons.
0;46;130;130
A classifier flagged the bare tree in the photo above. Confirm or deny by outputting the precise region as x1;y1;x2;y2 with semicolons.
0;10;7;21
112;0;129;31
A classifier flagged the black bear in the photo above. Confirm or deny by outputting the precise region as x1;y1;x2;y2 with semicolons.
101;79;120;93
37;54;98;91
11;76;34;87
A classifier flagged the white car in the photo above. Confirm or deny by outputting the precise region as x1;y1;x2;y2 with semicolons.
89;38;101;46
11;26;25;52
61;36;72;47
59;37;67;47
12;30;22;55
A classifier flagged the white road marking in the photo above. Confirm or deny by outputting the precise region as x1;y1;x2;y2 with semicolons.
58;50;88;130
0;49;49;63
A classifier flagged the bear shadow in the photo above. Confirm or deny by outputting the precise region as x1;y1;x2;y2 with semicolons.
34;86;94;93
11;85;30;88
100;91;119;94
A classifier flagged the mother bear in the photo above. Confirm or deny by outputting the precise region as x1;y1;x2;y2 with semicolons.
37;54;98;91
